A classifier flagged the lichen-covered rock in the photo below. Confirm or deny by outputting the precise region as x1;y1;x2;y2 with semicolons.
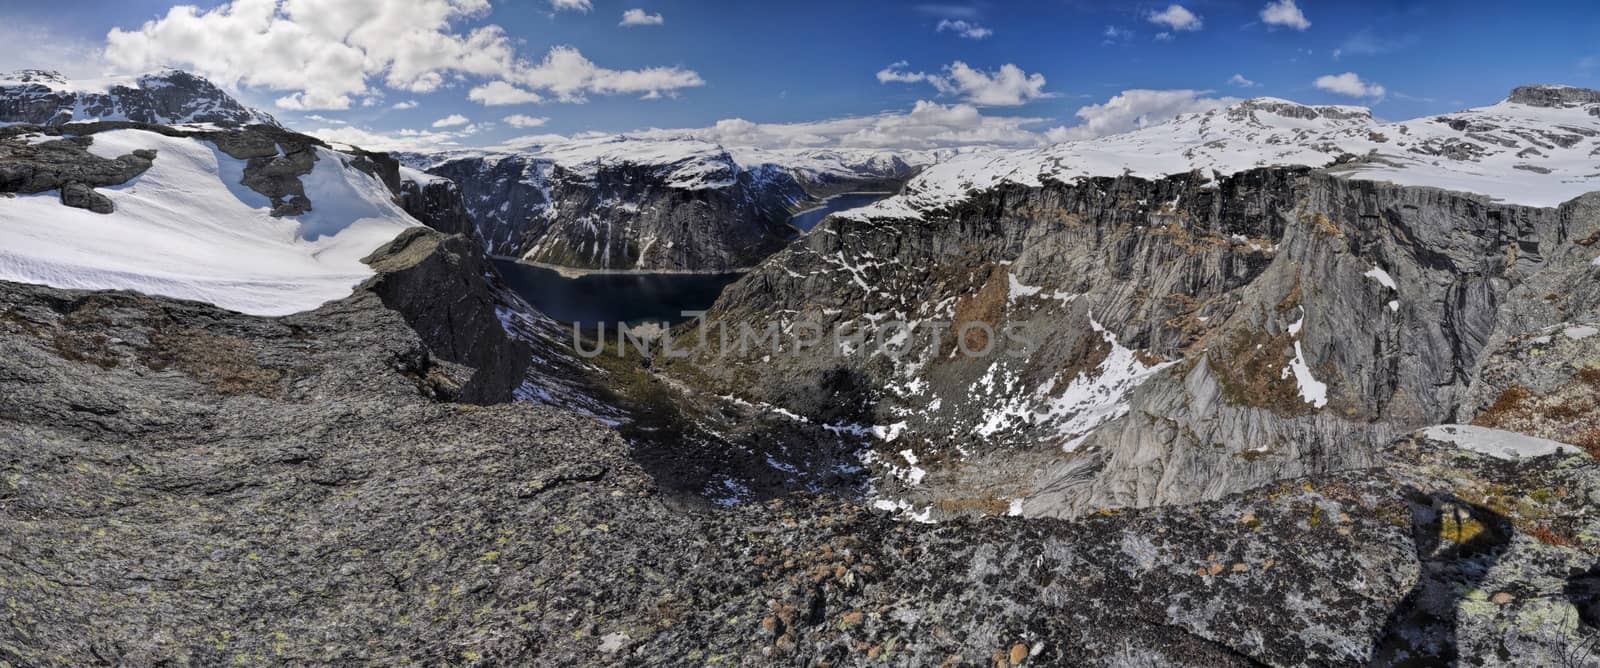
3;274;1598;665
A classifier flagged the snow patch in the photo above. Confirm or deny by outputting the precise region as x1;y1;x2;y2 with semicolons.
1422;425;1584;460
0;129;418;315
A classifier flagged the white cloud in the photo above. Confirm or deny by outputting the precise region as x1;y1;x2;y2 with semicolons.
432;113;470;127
391;100;418;110
510;46;704;103
1227;74;1259;88
877;61;1052;106
1154;32;1173;42
1102;25;1133;44
1147;5;1202;32
468;81;544;105
105;0;515;110
1047;89;1238;141
1314;72;1386;100
1259;0;1310;30
936;19;992;40
0;23;107;79
309;124;483;152
101;0;700;111
304;113;346;124
620;9;664;26
550;0;592;13
503;114;549;128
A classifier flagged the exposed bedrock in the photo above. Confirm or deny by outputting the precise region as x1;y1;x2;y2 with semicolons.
690;168;1600;518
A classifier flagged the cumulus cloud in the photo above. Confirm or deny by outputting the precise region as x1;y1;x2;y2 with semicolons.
391;100;419;110
105;0;515;110
1147;5;1202;32
1259;0;1310;30
102;0;702;110
1314;72;1385;100
1046;89;1237;141
503;114;549;128
877;61;1052;106
431;113;470;127
936;20;992;39
1227;74;1259;88
620;9;664;26
507;46;704;103
468;80;544;105
550;0;592;13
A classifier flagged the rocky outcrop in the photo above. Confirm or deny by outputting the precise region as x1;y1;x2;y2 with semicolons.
360;227;531;403
2;276;1598;665
0;68;279;127
0;129;155;212
1508;84;1600;108
397;170;476;237
685;167;1600;520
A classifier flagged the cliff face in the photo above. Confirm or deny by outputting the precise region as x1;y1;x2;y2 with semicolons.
688;168;1600;519
426;150;802;271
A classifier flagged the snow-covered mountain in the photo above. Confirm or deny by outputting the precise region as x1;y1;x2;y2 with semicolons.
406;136;936;271
854;85;1600;220
0;68;280;128
0;70;441;316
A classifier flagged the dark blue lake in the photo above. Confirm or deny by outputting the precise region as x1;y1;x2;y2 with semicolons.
788;192;892;233
496;192;892;327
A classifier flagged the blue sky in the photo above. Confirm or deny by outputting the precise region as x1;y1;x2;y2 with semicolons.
3;0;1598;151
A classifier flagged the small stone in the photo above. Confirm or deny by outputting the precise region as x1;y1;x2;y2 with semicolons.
840;611;864;627
1207;562;1225;576
1491;592;1515;605
1009;642;1029;664
1232;563;1249;572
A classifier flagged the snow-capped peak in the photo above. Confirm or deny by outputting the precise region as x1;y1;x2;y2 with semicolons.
850;85;1600;220
0;68;279;128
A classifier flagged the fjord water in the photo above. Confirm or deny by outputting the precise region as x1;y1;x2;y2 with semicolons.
493;262;743;327
495;192;892;326
788;192;891;232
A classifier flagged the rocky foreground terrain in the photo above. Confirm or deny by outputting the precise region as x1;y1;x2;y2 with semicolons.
5;251;1600;665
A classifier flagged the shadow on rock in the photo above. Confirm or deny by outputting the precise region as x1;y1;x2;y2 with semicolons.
1370;487;1514;666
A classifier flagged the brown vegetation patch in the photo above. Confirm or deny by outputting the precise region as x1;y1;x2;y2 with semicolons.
1207;327;1312;416
139;329;284;397
947;264;1009;355
1472;376;1600;449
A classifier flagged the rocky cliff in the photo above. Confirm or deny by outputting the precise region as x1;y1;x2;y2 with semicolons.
682;96;1600;522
